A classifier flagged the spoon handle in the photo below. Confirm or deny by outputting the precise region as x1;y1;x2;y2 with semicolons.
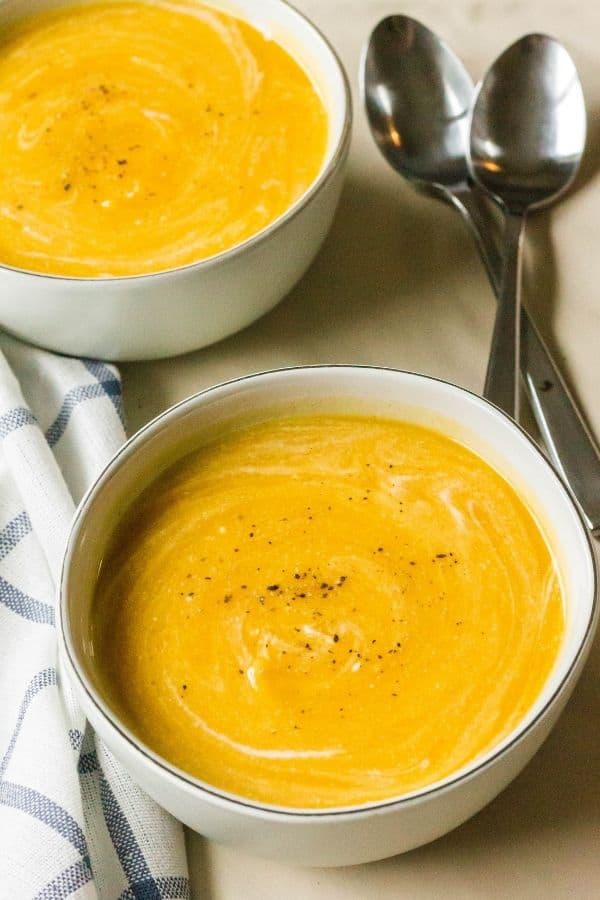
483;210;523;418
523;325;600;534
450;186;600;534
447;187;504;292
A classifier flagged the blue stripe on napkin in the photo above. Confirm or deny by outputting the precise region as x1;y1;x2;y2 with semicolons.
46;382;122;448
0;510;32;560
0;575;55;626
119;876;191;900
0;407;37;439
1;668;57;778
78;743;190;899
0;781;90;858
83;359;125;424
34;857;94;900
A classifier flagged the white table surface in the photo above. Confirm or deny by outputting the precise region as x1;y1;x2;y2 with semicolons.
120;2;600;896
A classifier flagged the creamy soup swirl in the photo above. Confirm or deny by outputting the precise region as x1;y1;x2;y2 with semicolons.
91;415;564;809
0;1;327;276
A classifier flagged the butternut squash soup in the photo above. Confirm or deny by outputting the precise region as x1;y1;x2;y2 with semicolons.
91;415;564;809
0;1;328;276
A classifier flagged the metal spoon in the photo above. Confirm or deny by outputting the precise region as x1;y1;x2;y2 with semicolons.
361;15;501;279
362;17;600;534
470;34;586;420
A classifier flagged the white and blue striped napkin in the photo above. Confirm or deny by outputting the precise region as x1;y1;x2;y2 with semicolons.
0;335;190;899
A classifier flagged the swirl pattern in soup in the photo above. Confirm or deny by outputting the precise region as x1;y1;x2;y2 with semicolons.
91;415;564;809
0;1;327;276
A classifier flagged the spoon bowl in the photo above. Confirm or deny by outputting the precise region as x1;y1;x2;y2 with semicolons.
361;14;505;297
362;15;474;192
470;34;586;214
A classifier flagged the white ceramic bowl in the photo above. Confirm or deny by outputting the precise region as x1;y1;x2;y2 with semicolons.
59;366;598;866
0;0;351;361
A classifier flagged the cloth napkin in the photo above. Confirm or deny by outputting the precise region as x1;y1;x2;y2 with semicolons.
0;334;190;899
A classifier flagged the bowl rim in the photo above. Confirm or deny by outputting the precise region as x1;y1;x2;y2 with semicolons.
0;0;352;284
59;364;598;819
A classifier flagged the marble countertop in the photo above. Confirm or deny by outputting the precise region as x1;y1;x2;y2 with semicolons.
120;2;600;896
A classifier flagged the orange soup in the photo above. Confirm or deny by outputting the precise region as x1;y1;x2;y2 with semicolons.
91;415;564;809
0;1;328;276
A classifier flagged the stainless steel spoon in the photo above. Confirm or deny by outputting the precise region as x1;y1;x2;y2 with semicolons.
470;34;586;420
362;16;600;534
362;15;500;278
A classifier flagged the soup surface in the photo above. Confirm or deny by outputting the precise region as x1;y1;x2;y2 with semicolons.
0;1;327;276
92;415;564;809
